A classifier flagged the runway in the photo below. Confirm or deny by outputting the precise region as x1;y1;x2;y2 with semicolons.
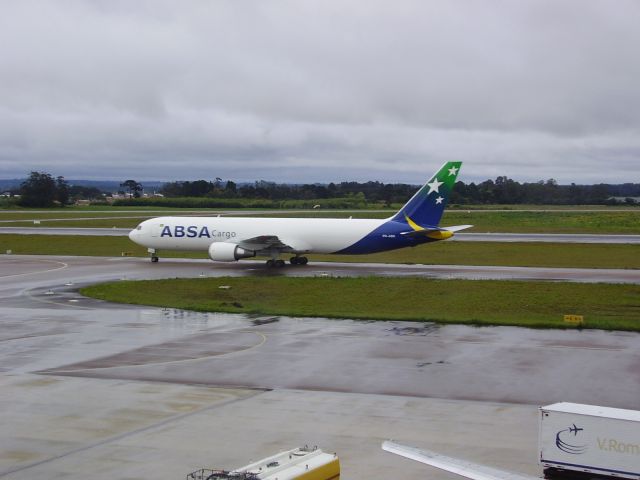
1;253;639;479
0;226;133;236
3;226;640;243
454;232;640;243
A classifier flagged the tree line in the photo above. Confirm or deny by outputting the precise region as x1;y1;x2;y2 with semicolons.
6;171;640;207
158;177;638;205
8;173;146;207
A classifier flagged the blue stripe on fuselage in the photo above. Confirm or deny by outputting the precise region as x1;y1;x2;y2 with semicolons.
334;220;438;255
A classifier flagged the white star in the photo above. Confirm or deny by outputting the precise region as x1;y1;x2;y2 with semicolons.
426;178;443;195
435;196;444;204
448;166;459;176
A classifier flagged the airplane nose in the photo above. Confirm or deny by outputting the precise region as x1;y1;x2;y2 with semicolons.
128;229;136;242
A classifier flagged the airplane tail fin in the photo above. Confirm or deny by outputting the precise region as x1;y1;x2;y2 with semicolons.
391;161;462;229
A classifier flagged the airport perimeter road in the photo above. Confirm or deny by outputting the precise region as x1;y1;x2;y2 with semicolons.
3;226;640;243
1;254;639;479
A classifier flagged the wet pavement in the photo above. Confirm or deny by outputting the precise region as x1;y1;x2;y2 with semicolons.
1;254;639;479
1;254;639;285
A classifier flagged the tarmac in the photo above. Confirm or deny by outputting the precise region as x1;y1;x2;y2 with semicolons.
1;254;639;479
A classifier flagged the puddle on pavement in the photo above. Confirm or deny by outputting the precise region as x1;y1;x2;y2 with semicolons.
388;324;440;336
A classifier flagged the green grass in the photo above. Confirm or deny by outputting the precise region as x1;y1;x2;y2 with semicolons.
442;210;640;233
259;210;640;234
80;277;640;331
0;234;203;258
1;234;639;268
1;205;639;233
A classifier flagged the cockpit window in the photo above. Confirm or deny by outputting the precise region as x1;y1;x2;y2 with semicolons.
136;225;142;230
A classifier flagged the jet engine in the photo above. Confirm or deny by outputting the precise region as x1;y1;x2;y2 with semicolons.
208;242;256;262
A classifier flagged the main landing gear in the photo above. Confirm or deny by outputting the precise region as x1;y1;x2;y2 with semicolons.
266;259;286;268
264;256;309;268
290;256;308;265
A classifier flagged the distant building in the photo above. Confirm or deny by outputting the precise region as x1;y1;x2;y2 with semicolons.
609;196;640;204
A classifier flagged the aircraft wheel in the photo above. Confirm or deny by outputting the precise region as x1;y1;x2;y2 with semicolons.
151;256;159;263
290;256;299;265
275;259;285;268
299;256;308;265
266;259;275;268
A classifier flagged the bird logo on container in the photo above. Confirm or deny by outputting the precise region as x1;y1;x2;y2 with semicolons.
556;424;588;455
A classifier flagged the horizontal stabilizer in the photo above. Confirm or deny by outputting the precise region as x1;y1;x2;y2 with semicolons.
443;224;473;232
400;224;473;240
382;441;539;480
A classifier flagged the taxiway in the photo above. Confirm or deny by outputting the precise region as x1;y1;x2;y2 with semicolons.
1;254;638;480
1;254;640;284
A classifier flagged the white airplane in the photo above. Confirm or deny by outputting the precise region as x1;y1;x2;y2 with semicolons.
128;161;472;267
382;441;540;480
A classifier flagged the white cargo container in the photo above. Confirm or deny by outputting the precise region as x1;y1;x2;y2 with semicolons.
539;403;640;480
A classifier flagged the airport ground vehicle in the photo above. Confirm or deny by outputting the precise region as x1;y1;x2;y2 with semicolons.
540;402;640;480
187;446;339;480
384;402;640;480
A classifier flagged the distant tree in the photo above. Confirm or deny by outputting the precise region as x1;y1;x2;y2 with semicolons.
188;180;213;197
120;180;143;198
69;185;104;201
19;171;57;207
587;184;610;204
159;181;182;197
56;176;70;205
224;180;237;197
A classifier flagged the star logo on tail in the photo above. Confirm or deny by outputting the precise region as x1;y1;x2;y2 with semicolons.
448;166;459;176
426;178;443;195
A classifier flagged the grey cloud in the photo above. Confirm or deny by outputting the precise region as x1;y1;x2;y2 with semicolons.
0;0;639;183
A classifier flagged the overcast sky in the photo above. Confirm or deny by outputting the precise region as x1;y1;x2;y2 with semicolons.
1;1;639;184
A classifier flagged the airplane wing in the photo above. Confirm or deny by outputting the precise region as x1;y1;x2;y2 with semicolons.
382;441;540;480
236;235;310;254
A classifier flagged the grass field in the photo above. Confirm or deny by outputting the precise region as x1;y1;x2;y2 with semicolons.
260;209;640;234
1;234;639;269
80;277;640;331
1;207;638;233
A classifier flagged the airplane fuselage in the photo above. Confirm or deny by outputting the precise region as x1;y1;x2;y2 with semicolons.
128;161;469;266
129;216;434;255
